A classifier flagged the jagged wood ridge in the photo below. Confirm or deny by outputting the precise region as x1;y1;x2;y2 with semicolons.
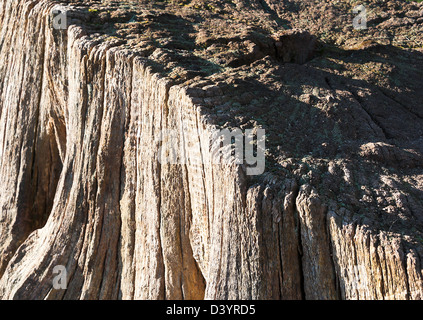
0;0;422;300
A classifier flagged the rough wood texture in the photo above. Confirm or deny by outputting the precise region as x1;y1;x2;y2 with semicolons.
0;0;423;300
